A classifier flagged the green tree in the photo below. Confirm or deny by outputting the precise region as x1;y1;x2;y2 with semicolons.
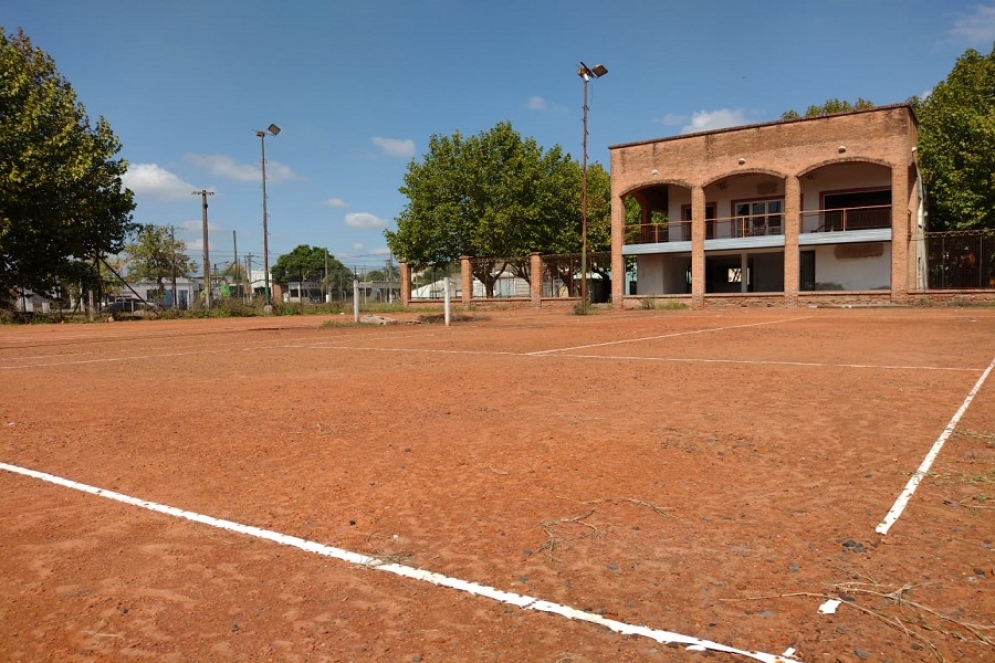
385;121;588;296
271;244;352;290
913;43;995;230
123;225;195;302
781;98;874;120
0;28;135;309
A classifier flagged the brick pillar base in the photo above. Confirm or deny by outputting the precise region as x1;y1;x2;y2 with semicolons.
460;256;472;306
400;261;411;307
530;253;542;306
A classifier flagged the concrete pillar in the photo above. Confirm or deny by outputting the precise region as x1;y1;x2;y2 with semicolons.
460;256;472;306
783;175;801;306
399;261;411;307
530;253;542;306
690;186;706;309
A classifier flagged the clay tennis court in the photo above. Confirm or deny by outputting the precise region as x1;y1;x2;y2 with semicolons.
2;306;994;662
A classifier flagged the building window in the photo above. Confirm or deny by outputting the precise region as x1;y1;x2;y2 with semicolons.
734;199;783;236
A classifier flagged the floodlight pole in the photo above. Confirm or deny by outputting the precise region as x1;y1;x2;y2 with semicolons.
256;123;281;306
577;62;607;308
193;189;214;309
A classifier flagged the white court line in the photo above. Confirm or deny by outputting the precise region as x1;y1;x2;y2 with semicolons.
876;355;995;535
540;353;980;373
310;344;977;374
8;340;976;375
0;461;798;663
0;349;230;370
528;317;812;355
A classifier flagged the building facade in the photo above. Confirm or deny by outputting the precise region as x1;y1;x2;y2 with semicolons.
609;104;924;308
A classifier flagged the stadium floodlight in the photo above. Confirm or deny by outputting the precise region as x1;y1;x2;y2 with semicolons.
577;63;607;308
255;124;281;307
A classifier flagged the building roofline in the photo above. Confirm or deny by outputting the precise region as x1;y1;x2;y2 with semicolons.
609;103;917;151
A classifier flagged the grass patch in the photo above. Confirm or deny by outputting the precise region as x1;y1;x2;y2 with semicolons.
640;299;689;310
417;313;485;324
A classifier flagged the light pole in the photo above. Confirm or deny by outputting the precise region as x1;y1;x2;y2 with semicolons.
578;62;607;307
193;189;215;309
255;123;281;307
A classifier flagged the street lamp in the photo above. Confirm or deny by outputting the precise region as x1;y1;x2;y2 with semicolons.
255;123;281;307
578;62;607;307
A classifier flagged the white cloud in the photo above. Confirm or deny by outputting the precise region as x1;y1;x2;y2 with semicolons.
345;212;387;229
681;109;752;134
948;3;995;45
122;163;199;201
323;198;349;208
185;153;298;183
179;219;221;233
372;136;416;158
655;113;688;127
263;161;298;183
527;96;547;111
370;246;392;256
352;242;364;250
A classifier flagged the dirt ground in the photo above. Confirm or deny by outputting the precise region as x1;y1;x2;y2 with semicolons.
1;306;994;663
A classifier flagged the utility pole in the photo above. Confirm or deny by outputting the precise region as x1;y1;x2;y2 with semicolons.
232;230;239;298
245;253;253;304
192;189;215;310
324;248;329;304
170;225;178;311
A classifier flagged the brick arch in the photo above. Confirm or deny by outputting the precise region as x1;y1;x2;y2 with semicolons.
702;168;788;189
797;156;893;179
618;179;693;198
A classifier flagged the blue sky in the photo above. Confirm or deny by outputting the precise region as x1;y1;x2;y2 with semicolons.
5;0;995;272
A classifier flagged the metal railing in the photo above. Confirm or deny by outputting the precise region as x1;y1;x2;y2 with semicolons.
625;220;690;244
625;215;785;243
926;230;995;289
625;205;892;244
801;205;891;233
710;214;783;239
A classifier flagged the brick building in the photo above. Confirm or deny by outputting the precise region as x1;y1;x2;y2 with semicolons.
609;104;924;308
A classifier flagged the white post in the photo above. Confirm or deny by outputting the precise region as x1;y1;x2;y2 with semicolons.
443;275;451;327
353;278;360;322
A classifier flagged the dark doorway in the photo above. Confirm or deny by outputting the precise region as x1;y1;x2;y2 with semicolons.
800;251;816;291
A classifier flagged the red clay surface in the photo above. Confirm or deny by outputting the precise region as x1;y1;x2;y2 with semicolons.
1;307;994;662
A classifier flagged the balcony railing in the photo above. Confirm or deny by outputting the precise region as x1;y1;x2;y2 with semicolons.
624;205;893;245
625;214;783;244
801;205;891;233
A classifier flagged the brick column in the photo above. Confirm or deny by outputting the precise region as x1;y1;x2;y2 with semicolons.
530;253;542;306
690;186;706;309
610;190;626;307
460;256;472;306
783;175;801;306
890;166;909;303
399;261;411;307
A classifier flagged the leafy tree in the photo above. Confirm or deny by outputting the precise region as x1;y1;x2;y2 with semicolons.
913;43;995;230
271;244;352;287
123;224;195;302
385;121;590;296
781;98;874;120
0;27;135;309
